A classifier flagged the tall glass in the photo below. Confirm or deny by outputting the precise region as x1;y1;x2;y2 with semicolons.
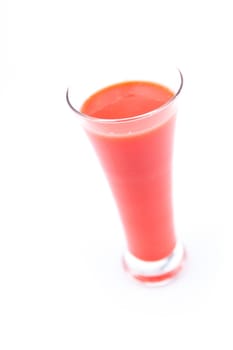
66;61;185;285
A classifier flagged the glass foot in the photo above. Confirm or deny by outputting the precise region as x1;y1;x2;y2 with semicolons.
123;241;185;286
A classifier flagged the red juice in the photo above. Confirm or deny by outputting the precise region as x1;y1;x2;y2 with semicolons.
81;81;176;261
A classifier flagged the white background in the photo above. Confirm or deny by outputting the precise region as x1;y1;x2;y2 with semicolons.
1;0;233;349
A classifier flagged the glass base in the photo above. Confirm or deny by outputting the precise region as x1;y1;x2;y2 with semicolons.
123;242;185;286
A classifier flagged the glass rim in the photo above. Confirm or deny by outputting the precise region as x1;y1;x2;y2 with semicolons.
66;68;183;124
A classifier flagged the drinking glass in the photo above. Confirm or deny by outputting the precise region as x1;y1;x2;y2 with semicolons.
66;59;185;285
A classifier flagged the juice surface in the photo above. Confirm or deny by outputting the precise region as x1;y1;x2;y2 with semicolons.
81;81;173;119
81;81;176;261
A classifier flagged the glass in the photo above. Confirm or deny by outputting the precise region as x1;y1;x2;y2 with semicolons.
66;60;185;286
